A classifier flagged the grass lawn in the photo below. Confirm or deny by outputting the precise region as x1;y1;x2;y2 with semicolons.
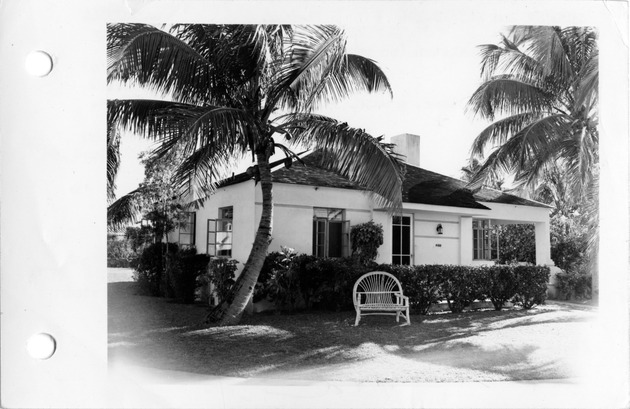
108;277;597;383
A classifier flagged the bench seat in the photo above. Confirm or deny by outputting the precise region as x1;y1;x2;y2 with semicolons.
353;272;410;326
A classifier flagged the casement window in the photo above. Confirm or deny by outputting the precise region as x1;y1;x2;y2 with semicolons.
473;219;499;260
207;206;233;257
392;215;412;265
178;211;196;249
312;208;350;258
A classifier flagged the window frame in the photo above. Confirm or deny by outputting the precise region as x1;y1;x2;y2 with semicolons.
392;214;413;265
312;208;350;258
472;219;499;260
207;206;234;257
178;211;196;249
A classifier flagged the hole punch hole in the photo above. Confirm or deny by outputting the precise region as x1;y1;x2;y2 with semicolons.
25;50;53;77
27;333;56;360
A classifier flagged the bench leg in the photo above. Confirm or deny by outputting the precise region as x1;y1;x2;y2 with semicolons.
355;312;361;326
396;311;400;323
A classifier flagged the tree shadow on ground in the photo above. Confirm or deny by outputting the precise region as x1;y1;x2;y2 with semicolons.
108;281;595;382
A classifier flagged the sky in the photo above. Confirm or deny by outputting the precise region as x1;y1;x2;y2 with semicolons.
110;4;532;197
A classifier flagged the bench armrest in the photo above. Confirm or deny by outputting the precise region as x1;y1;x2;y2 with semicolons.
394;293;409;306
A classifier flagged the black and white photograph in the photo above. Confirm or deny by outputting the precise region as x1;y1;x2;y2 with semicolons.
1;1;629;408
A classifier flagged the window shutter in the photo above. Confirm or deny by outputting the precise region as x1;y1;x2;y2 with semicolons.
207;219;217;256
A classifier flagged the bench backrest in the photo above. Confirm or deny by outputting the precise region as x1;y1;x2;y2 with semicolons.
353;271;403;306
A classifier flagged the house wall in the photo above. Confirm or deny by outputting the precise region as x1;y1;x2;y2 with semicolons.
254;183;374;254
193;181;257;266
412;212;459;265
174;182;552;275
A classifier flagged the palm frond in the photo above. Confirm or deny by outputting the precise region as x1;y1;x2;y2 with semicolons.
108;99;251;150
573;51;598;113
107;122;121;203
108;99;200;136
466;144;516;190
280;113;404;209
558;125;598;198
170;141;243;201
507;114;573;188
268;26;391;114
470;112;543;157
478;39;545;86
107;188;145;230
467;76;552;120
509;26;574;82
108;23;225;105
469;114;571;189
302;54;392;111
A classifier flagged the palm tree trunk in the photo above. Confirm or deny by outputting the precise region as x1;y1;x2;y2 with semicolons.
207;151;274;325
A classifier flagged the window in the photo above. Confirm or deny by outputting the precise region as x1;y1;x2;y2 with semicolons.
178;212;196;249
392;215;412;265
312;208;350;258
473;219;498;260
207;206;233;257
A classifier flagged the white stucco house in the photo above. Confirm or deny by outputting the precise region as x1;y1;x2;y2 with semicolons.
170;133;556;282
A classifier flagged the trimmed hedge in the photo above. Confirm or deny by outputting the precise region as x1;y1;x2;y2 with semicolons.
378;265;442;314
513;265;550;309
256;254;551;313
481;265;519;311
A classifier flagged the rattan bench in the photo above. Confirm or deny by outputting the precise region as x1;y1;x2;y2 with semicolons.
352;271;410;326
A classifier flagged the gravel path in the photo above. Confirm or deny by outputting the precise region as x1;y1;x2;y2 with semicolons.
108;269;597;383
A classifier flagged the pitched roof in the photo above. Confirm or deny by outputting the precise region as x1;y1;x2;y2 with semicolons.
220;151;551;210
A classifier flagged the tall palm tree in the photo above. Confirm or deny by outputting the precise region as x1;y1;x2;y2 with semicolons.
107;24;404;325
467;25;598;297
467;26;598;198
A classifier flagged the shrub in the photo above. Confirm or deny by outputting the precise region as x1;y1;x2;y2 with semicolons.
253;251;286;303
350;221;384;264
555;270;592;300
292;253;322;308
255;251;373;311
134;242;179;296
125;226;154;254
496;224;536;264
550;215;589;274
306;257;367;311
480;265;518;311
513;265;550;309
264;247;301;310
107;235;134;267
205;258;238;304
170;249;210;304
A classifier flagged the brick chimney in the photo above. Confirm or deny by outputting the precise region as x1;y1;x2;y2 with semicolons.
391;133;421;167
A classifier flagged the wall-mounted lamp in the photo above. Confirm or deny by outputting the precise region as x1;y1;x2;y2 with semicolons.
436;224;443;235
